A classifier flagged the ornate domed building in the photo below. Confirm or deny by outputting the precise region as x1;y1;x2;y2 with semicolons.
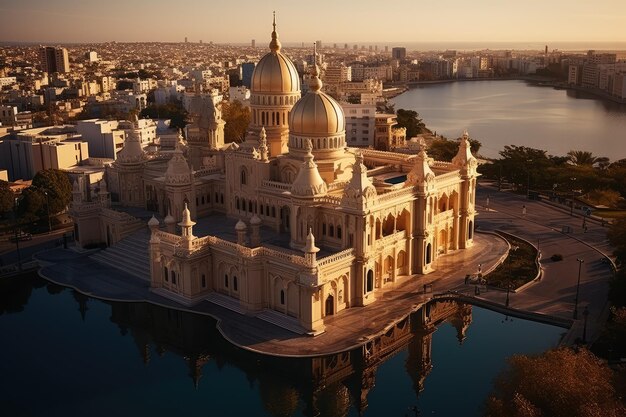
71;15;479;335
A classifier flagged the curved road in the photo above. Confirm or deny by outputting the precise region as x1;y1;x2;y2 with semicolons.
475;183;613;344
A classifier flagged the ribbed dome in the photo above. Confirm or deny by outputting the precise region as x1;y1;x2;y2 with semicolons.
289;92;345;136
251;15;300;94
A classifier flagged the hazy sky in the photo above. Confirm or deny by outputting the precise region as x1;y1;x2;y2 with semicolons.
1;0;625;44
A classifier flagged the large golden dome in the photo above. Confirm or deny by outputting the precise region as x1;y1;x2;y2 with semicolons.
250;16;300;94
289;63;345;137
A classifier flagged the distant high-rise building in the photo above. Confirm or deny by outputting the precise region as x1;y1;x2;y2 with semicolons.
185;37;188;43
353;44;358;50
39;46;69;73
333;43;337;49
251;39;256;48
391;47;406;60
545;45;548;54
199;40;203;44
344;43;348;49
316;40;322;50
369;45;373;52
85;51;98;63
385;46;389;53
375;45;378;52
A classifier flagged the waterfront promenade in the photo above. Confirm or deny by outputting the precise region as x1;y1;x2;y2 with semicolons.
26;182;615;356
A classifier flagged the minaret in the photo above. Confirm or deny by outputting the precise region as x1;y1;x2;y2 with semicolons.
98;178;110;208
452;130;478;249
302;228;320;267
178;203;196;250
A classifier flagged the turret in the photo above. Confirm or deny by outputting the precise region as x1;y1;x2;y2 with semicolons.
302;228;320;267
178;203;196;250
164;210;176;234
235;220;247;246
250;215;262;247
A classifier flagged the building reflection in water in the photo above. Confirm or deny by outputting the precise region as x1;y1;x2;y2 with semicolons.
105;297;472;417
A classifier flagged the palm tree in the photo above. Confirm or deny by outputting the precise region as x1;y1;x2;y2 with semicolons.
567;150;608;167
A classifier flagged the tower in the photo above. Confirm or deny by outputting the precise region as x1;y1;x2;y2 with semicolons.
247;12;301;156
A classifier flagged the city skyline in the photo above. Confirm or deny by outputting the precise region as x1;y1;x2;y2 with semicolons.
1;0;625;46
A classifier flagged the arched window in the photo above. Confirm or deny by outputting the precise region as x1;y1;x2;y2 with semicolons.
171;271;176;285
240;169;247;185
468;221;474;239
164;266;169;282
201;274;206;288
426;243;432;264
337;226;342;239
280;289;285;305
329;225;334;237
233;276;238;291
236;197;240;210
366;270;374;293
260;204;264;215
224;274;229;288
322;223;326;235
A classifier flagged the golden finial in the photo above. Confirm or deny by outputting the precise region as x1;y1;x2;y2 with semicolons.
308;42;322;92
269;11;281;52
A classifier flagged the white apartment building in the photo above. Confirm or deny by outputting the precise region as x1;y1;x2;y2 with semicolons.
343;103;376;147
76;118;157;159
0;126;89;181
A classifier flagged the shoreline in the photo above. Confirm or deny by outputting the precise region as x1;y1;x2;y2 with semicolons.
388;77;626;105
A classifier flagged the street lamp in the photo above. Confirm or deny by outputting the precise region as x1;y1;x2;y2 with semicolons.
13;196;22;270
526;159;532;199
570;177;577;216
505;283;511;307
582;306;590;343
573;258;584;319
43;190;52;232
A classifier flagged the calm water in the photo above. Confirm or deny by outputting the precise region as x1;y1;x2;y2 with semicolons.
391;80;626;160
0;275;564;417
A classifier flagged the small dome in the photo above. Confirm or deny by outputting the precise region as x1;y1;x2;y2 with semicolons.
250;214;262;225
148;215;160;227
289;92;345;136
250;15;300;94
164;213;176;224
178;203;196;227
235;219;247;231
289;53;345;144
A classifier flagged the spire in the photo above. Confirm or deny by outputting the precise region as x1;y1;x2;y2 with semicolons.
290;139;328;197
308;42;322;92
258;126;269;161
303;228;320;254
452;130;477;169
269;11;281;52
178;203;196;241
343;151;377;203
406;139;435;187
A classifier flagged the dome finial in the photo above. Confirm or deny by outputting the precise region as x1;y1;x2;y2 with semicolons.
308;42;322;92
269;11;281;52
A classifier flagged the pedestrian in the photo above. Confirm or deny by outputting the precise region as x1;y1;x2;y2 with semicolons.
522;205;527;216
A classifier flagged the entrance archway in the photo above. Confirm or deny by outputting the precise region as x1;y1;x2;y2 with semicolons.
325;294;334;316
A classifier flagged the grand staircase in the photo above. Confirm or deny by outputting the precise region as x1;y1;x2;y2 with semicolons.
90;228;151;281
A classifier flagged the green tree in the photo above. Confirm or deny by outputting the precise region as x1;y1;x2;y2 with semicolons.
395;109;428;138
567;150;609;167
31;169;72;215
140;101;188;130
485;348;625;417
222;100;251;143
0;180;14;216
